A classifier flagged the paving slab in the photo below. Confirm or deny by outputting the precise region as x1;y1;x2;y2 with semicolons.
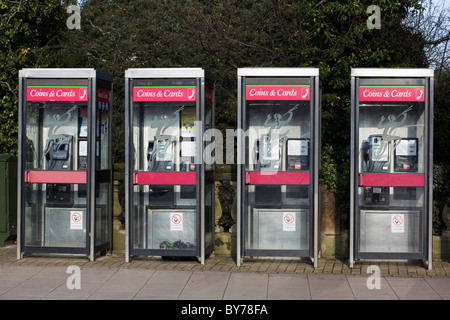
385;277;443;300
0;265;44;277
92;268;153;296
134;269;192;300
308;275;355;300
346;276;399;300
88;290;137;300
223;272;268;300
43;281;105;300
424;277;450;300
0;245;449;301
77;267;118;283
267;274;311;300
33;266;72;279
179;271;230;300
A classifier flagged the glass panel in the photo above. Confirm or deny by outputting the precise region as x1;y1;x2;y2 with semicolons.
249;208;308;250
204;179;214;249
133;102;197;172
131;82;199;252
358;102;425;174
357;82;427;255
96;108;110;170
26;101;88;171
204;97;214;250
24;183;87;247
132;185;197;250
244;185;310;250
246;100;310;173
243;84;312;253
359;209;422;253
94;88;111;248
358;186;424;208
95;182;110;247
24;93;89;249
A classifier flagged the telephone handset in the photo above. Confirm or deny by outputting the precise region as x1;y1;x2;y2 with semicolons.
43;135;73;207
147;137;175;171
147;140;154;161
43;134;73;170
255;133;280;171
361;135;389;172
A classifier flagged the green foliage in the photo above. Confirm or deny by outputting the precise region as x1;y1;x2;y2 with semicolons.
0;0;68;155
434;70;450;165
320;144;338;192
433;164;450;235
216;180;236;232
432;70;450;234
2;0;447;233
63;0;430;166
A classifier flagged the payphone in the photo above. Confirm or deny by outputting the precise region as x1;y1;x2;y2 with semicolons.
43;134;73;170
361;135;390;172
350;68;434;269
43;134;75;207
286;138;310;171
237;68;320;266
394;138;418;172
17;68;113;260
125;68;214;264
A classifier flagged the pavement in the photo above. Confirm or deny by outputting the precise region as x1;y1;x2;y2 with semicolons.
0;242;449;303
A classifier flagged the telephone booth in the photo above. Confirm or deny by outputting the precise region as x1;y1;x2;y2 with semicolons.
350;68;434;269
125;68;215;264
236;68;321;266
17;68;113;260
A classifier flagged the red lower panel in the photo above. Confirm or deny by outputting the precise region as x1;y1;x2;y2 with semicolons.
246;171;310;185
359;173;424;187
133;172;196;185
25;171;87;184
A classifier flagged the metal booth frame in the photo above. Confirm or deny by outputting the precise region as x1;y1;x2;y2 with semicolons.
237;68;321;267
350;68;434;270
17;68;113;261
124;68;215;264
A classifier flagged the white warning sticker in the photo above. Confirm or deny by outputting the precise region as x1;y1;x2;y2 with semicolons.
282;212;296;231
70;211;83;230
391;213;404;233
170;212;183;231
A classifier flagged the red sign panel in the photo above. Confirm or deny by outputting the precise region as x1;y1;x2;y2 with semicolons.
97;87;111;110
205;87;213;104
25;171;87;184
133;86;197;102
245;171;310;185
133;172;196;185
359;173;424;187
359;86;425;102
246;85;310;101
97;87;111;103
26;86;88;102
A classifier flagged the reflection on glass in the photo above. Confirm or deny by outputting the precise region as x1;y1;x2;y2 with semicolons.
246;101;310;172
244;98;312;252
359;103;425;174
357;97;426;254
24;183;87;248
131;100;199;251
